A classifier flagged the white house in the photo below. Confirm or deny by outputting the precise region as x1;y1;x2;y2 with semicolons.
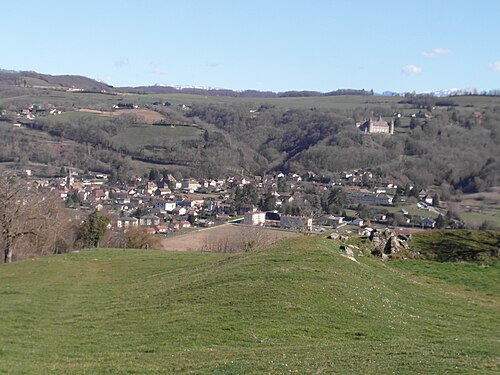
327;215;344;227
155;200;176;212
244;211;266;226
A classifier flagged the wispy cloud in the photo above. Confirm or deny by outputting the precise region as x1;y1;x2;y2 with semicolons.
401;65;423;76
114;58;129;68
207;62;221;68
422;48;451;58
490;61;500;72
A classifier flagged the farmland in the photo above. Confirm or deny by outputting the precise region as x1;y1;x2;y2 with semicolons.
0;235;498;373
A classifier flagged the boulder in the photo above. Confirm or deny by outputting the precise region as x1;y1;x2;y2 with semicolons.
369;228;409;258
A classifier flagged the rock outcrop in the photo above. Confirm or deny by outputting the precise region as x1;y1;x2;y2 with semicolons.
369;228;410;258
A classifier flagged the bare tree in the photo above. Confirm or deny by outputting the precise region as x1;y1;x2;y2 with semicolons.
0;173;66;263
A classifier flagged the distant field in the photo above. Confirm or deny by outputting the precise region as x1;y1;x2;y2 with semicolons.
151;93;406;110
79;108;166;124
451;95;500;108
0;89;119;108
462;211;500;226
0;235;497;373
21;76;55;87
50;110;101;122
367;204;440;218
112;123;201;149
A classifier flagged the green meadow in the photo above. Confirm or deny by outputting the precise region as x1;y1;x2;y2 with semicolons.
0;235;498;374
112;124;201;149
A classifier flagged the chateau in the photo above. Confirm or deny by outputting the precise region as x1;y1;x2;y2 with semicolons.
356;116;394;134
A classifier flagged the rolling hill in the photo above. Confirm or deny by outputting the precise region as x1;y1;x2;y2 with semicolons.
0;69;113;91
0;236;498;373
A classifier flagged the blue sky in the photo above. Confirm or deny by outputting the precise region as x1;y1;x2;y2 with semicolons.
1;0;499;93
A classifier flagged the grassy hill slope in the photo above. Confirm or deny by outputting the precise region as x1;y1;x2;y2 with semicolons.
0;237;498;374
409;230;500;262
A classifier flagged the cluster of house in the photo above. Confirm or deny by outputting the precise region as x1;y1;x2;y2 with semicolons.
23;164;445;237
31;170;325;235
17;104;63;121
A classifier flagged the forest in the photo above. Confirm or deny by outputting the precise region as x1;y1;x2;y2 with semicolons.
185;101;500;193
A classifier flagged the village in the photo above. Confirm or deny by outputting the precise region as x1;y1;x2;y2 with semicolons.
21;165;449;241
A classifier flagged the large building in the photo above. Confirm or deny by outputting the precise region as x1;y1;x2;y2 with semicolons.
356;116;394;134
244;211;266;226
348;192;393;206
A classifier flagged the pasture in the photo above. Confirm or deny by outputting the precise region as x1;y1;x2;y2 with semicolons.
0;235;497;373
112;123;201;149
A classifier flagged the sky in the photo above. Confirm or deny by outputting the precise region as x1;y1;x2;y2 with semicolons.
1;0;499;93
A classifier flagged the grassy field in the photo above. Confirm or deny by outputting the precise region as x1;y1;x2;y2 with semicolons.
462;211;500;226
370;204;440;218
409;230;500;262
390;260;499;297
152;93;407;110
0;235;498;373
112;124;201;149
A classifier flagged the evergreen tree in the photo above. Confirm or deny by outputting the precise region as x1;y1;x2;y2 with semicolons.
435;214;446;229
78;210;110;248
432;194;440;207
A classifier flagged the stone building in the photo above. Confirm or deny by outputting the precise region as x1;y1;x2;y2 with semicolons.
356;116;394;134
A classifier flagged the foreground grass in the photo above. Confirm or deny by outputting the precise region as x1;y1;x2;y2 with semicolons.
0;237;498;374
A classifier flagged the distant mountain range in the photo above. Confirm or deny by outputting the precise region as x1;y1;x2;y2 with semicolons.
1;69;498;98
